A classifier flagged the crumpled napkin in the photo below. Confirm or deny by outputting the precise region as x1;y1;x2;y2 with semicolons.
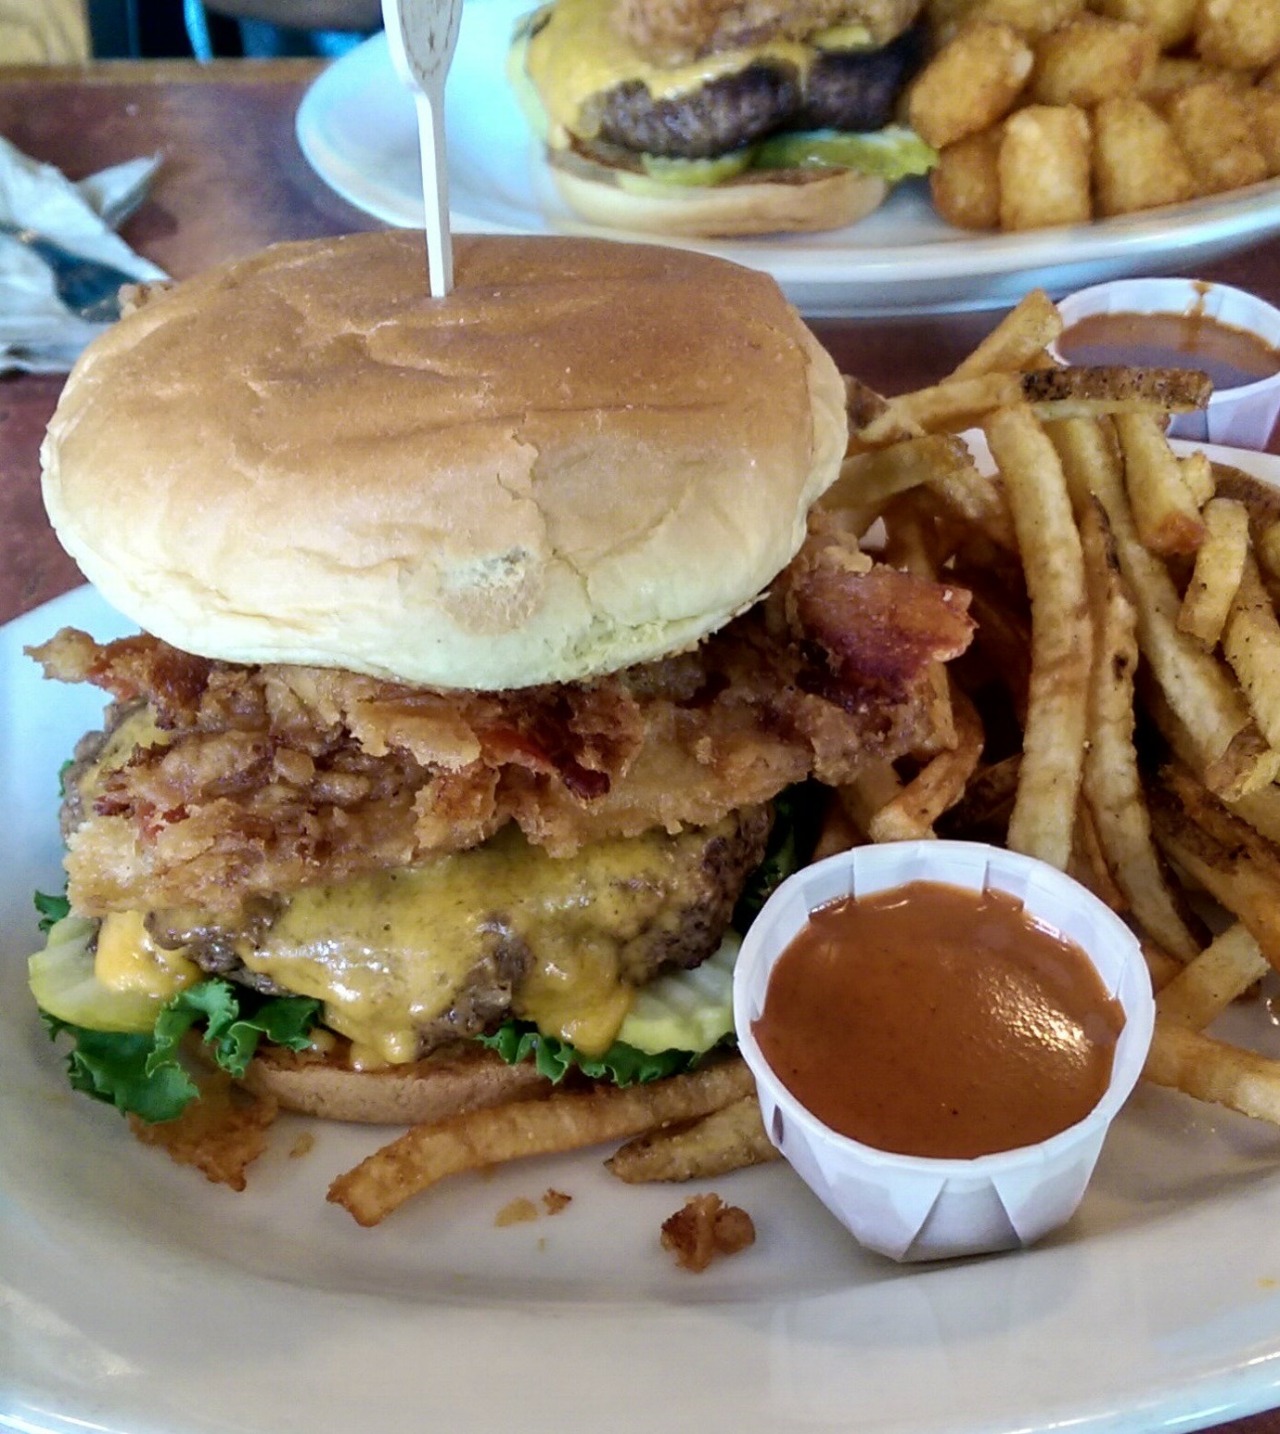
0;134;169;373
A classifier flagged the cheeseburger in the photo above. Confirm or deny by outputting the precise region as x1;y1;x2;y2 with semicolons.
510;0;936;236
27;231;971;1131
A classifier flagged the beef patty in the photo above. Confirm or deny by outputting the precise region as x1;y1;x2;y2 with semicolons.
594;26;925;158
147;805;772;1055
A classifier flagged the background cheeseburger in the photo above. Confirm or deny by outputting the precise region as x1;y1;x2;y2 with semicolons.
510;0;936;235
26;230;971;1132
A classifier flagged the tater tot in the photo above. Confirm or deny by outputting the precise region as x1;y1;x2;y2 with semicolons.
998;104;1092;230
1091;0;1197;49
959;0;1084;38
1092;95;1197;214
907;22;1034;148
1195;0;1280;71
1248;87;1280;175
1165;81;1269;193
1030;15;1158;107
930;128;1003;229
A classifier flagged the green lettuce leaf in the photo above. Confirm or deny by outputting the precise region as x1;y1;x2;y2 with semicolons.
34;889;71;935
733;783;825;933
42;978;321;1123
478;1021;711;1086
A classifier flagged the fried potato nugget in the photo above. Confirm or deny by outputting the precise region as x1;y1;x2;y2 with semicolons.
1165;82;1269;195
907;21;1034;148
930;130;1003;231
1030;15;1158;107
1195;0;1280;70
1092;95;1197;216
958;0;1085;36
1095;0;1196;47
998;105;1093;230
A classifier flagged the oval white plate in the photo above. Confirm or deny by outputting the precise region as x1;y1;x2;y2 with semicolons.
7;444;1280;1434
295;7;1280;317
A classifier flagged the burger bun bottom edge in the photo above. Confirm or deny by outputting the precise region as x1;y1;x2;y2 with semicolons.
548;157;888;237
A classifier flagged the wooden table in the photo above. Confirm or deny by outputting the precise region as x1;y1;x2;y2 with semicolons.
4;59;1280;1434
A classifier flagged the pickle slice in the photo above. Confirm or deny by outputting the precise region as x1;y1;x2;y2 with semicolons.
28;916;159;1033
617;934;738;1055
754;125;936;180
633;148;756;188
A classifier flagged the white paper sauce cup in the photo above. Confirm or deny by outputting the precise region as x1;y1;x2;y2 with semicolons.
1052;278;1280;449
733;841;1155;1263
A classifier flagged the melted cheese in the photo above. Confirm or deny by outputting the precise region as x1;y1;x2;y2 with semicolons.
523;0;868;141
95;910;199;1000
238;824;708;1066
77;705;171;805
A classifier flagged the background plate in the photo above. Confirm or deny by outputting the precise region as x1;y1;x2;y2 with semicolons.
295;8;1280;317
8;445;1280;1434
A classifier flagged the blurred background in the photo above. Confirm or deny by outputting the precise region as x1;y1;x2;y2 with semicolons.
0;0;381;61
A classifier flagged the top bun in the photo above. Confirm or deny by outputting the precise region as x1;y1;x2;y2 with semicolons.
42;232;846;690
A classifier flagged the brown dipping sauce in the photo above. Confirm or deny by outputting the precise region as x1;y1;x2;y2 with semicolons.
1058;309;1280;392
752;881;1125;1160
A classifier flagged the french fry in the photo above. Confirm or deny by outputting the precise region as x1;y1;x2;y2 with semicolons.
857;365;1208;446
1150;766;1280;969
328;1059;756;1226
1077;498;1200;958
1021;364;1211;418
1145;1021;1280;1126
1177;497;1250;647
839;759;905;838
1115;411;1206;556
1049;417;1273;799
1259;522;1280;588
1155;923;1268;1031
1070;800;1129;910
1221;553;1280;756
985;405;1091;869
825;434;974;538
605;1094;780;1183
949;289;1064;379
868;685;984;841
1178;450;1215;509
1142;937;1185;991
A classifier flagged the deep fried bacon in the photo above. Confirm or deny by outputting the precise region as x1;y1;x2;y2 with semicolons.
30;519;972;916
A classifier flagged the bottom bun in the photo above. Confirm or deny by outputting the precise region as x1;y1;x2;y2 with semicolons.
242;1042;553;1125
549;160;889;237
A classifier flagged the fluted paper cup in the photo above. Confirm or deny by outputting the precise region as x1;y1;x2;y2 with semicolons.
733;841;1154;1263
1052;278;1280;449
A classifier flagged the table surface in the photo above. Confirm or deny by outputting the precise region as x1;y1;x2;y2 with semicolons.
3;58;1280;1434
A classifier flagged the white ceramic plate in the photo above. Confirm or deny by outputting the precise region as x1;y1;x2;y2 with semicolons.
295;7;1280;317
7;445;1280;1434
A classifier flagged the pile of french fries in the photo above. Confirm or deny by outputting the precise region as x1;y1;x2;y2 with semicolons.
912;0;1280;231
829;287;1280;1139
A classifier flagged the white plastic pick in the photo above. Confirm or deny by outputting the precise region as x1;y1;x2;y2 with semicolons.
381;0;463;297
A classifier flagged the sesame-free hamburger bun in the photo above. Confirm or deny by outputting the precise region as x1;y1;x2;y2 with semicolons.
42;230;846;691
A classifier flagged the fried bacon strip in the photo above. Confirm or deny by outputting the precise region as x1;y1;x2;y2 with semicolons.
31;518;972;916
